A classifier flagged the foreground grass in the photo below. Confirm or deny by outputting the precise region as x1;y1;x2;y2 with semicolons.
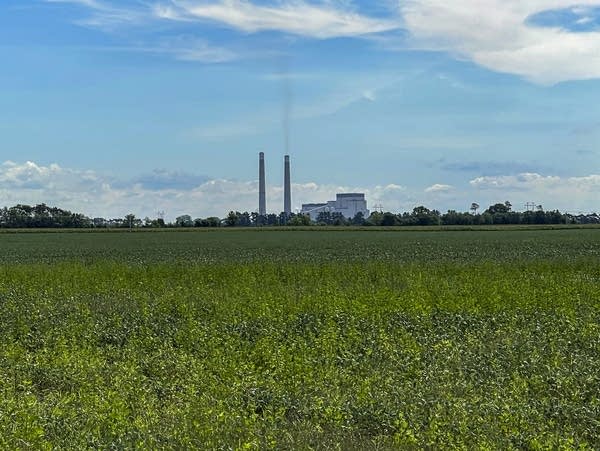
1;258;599;448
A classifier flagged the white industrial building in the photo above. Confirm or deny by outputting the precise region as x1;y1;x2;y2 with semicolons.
301;193;370;221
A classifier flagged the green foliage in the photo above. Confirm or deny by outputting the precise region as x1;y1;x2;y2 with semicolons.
0;204;91;228
0;229;599;448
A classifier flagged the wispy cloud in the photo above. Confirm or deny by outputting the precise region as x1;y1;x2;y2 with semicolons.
78;41;237;64
45;0;149;28
153;0;401;39
126;35;238;63
45;0;600;83
440;160;540;176
46;0;101;7
48;0;401;38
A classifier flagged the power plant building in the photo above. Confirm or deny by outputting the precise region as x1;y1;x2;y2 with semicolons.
301;193;370;221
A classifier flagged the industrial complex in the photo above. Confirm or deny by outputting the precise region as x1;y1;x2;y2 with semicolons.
300;193;369;221
258;153;369;220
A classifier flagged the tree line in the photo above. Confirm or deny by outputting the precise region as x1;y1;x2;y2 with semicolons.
0;201;595;229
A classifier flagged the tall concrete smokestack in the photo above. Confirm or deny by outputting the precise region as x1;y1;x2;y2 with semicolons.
259;152;266;216
284;155;291;215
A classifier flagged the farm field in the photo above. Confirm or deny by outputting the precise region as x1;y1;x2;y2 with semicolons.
0;228;599;448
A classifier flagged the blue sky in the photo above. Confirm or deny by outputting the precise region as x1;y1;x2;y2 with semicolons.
1;0;600;219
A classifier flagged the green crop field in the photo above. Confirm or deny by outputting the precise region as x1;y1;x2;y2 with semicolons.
1;228;599;449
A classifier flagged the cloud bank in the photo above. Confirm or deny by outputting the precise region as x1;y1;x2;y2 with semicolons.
1;162;599;220
0;162;414;220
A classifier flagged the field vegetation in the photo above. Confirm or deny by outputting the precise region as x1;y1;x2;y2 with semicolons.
0;229;599;448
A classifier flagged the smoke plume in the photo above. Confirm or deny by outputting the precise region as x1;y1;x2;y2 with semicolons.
279;58;292;155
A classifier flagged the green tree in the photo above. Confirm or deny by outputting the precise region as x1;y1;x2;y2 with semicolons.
175;215;194;227
225;211;238;227
485;203;510;215
352;211;365;226
381;212;398;226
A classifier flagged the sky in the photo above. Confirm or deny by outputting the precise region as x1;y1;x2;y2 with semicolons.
1;0;600;219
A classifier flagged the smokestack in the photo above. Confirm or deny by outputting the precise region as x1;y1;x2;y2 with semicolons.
259;152;266;216
284;155;291;215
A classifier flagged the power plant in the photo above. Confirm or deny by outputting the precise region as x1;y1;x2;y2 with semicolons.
257;152;368;220
301;193;370;221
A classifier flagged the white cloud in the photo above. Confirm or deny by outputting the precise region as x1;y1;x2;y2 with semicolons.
3;162;599;219
425;183;453;193
576;16;595;25
362;90;376;101
401;0;600;84
153;0;401;38
470;173;563;189
0;161;413;219
469;172;600;212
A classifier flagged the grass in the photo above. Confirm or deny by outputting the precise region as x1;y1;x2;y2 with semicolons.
0;229;599;448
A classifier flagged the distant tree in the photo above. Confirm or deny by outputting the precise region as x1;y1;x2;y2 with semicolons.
175;215;194;227
352;211;365;226
124;214;136;230
254;214;268;226
194;216;221;228
316;211;332;225
93;217;107;228
366;211;383;226
485;203;510;215
381;212;398;226
443;210;476;226
331;212;348;226
238;212;251;227
288;213;311;226
411;206;441;226
279;212;291;225
225;211;238;227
